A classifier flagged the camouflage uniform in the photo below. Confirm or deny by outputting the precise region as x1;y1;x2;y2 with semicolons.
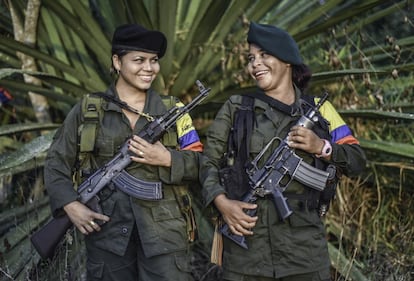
45;85;202;281
201;88;366;281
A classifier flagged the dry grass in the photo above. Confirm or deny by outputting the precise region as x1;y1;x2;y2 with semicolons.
326;162;414;280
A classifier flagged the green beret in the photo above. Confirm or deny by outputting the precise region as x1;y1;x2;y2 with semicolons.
247;22;302;65
112;24;167;58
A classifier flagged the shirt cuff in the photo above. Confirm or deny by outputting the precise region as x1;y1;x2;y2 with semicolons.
158;149;184;184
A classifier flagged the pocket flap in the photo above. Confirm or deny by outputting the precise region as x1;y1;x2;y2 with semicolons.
151;200;181;221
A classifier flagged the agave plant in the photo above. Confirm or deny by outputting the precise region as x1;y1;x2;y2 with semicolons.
0;0;413;280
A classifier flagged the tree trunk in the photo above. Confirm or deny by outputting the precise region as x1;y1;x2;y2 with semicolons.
9;0;51;124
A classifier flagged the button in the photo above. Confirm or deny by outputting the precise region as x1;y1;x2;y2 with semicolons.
121;227;128;234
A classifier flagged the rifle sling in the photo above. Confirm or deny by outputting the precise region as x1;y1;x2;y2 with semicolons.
91;92;154;121
244;90;301;116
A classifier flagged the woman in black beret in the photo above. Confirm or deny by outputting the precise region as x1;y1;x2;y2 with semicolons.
44;23;203;280
200;22;366;280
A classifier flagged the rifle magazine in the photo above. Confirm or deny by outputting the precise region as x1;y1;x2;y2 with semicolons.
112;170;163;200
294;161;329;191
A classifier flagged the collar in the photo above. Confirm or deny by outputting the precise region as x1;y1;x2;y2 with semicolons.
245;85;302;116
101;84;167;116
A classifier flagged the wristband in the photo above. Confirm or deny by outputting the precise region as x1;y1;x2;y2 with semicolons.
316;139;332;158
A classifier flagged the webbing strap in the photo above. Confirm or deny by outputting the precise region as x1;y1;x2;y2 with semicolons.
245;91;299;116
78;94;175;154
79;94;102;152
232;95;255;159
160;95;176;110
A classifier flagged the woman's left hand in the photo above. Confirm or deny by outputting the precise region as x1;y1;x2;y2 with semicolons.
128;135;172;167
287;125;325;155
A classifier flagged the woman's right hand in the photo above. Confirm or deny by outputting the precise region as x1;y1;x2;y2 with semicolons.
63;201;110;235
214;194;258;236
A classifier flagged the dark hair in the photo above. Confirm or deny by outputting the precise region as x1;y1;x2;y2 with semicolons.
112;49;129;57
110;49;129;76
292;63;312;92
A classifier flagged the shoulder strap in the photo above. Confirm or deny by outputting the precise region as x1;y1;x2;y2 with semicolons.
79;93;103;153
73;93;104;187
300;94;315;107
245;91;298;116
221;95;255;200
160;95;176;110
78;93;176;154
232;95;255;158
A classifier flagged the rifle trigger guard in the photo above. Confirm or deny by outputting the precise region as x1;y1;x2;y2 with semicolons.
254;187;268;197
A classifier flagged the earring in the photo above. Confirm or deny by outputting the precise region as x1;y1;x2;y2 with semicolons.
116;69;120;75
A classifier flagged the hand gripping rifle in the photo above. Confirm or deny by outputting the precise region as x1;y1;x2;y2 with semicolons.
31;80;211;259
220;93;330;249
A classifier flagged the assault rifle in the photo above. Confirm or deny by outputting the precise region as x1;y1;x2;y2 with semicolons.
31;80;211;259
220;93;330;249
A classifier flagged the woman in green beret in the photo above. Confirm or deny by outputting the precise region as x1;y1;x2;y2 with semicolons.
44;23;203;281
200;22;366;281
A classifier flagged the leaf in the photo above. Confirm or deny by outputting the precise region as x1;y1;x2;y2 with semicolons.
0;123;60;136
0;37;106;92
340;110;414;121
0;131;55;176
0;68;91;96
360;139;414;159
328;242;369;281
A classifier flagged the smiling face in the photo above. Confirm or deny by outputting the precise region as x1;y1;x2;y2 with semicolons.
113;50;160;93
247;44;292;93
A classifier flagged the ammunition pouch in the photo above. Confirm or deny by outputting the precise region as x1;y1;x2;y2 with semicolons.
284;164;340;216
218;155;250;200
218;95;255;200
318;164;341;216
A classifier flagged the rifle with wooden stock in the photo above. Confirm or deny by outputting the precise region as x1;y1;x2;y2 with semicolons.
31;80;211;259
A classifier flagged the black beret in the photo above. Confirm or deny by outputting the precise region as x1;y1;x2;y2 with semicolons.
247;22;302;65
112;24;167;58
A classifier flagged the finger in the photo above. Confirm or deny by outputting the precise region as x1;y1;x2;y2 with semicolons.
88;220;99;231
90;217;110;229
83;223;94;234
240;202;257;210
290;125;299;131
130;154;147;163
287;132;298;142
240;220;256;229
75;224;89;235
234;224;254;236
240;214;258;224
294;135;305;143
134;136;150;147
128;144;145;158
229;225;244;236
241;228;254;236
129;137;145;151
89;220;104;232
94;214;110;223
134;141;147;151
